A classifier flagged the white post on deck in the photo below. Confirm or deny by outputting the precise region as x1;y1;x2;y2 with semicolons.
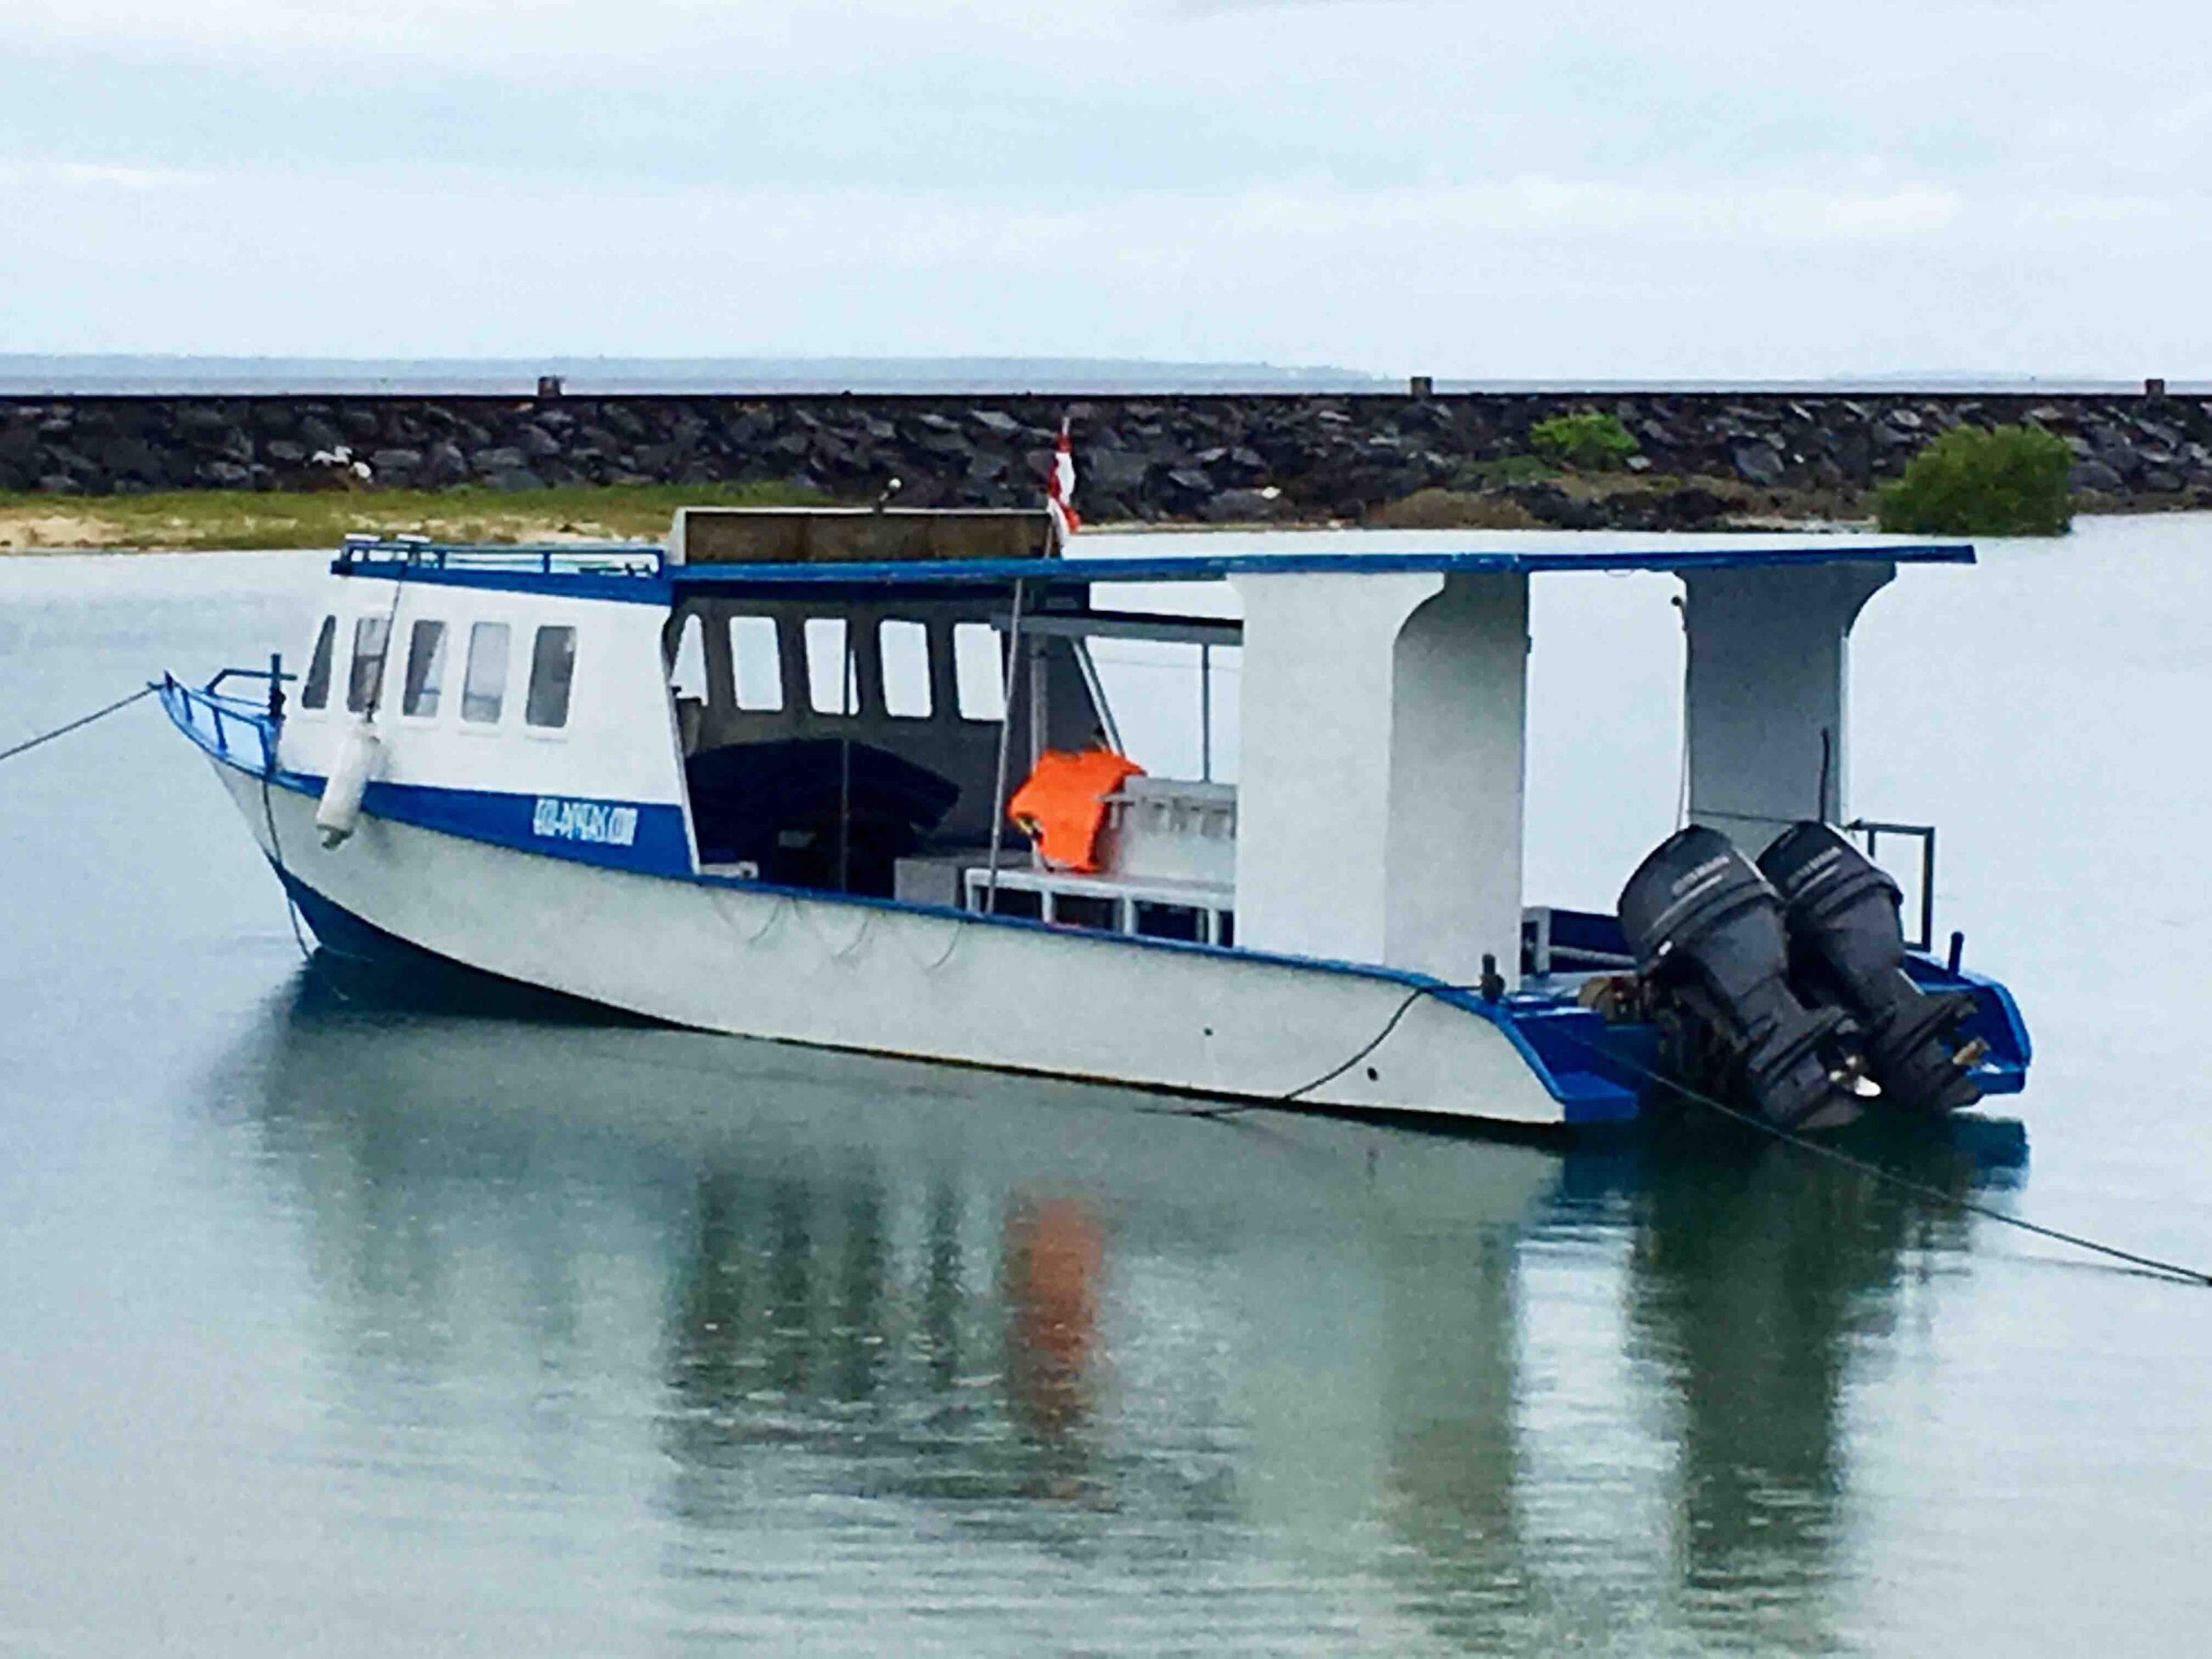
1681;559;1895;848
1230;570;1529;988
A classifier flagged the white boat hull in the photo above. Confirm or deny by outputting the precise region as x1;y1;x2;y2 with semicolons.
213;761;1571;1128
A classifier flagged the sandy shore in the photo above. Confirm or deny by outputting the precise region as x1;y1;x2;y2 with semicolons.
0;482;816;554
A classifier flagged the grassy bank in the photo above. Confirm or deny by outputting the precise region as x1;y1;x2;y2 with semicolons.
0;481;825;553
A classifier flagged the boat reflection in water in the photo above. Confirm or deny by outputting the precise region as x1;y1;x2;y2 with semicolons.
216;968;2023;1652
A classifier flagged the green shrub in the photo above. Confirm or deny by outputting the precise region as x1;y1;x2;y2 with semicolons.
1876;423;2072;536
1529;411;1638;471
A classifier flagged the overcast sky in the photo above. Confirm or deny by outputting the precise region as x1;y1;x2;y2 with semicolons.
3;0;2205;377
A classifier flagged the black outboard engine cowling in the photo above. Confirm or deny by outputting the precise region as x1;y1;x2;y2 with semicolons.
1618;826;1866;1129
1758;822;1983;1115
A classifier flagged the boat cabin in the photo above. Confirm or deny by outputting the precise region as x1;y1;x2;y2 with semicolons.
290;512;1974;998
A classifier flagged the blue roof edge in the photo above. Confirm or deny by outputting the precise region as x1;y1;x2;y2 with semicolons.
664;543;1975;588
327;539;1974;596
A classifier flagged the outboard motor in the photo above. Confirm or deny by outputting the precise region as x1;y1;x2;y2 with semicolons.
1618;826;1868;1129
1758;823;1985;1115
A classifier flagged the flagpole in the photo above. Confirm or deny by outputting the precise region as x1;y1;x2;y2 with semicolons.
1045;416;1123;753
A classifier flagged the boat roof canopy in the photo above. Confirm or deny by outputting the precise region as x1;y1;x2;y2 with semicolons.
665;539;1972;598
327;533;1972;604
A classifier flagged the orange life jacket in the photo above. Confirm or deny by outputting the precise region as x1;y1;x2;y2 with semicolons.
1007;747;1145;872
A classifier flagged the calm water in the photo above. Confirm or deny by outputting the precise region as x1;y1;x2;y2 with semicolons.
4;519;2211;1656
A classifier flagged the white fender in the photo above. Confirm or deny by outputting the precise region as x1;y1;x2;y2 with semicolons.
315;719;383;847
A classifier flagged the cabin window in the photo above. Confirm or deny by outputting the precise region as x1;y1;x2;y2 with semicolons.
526;626;577;729
1053;894;1118;932
1134;901;1204;943
462;621;510;723
729;616;784;711
805;617;856;715
346;616;391;713
402;620;448;717
301;615;336;710
879;620;931;718
668;613;707;701
988;888;1043;921
953;622;1006;721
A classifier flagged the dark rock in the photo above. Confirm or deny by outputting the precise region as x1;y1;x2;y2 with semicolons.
1506;485;1607;530
423;441;469;484
518;423;563;461
371;448;423;480
1639;486;1732;531
200;461;254;488
1087;448;1150;493
265;439;307;464
2087;422;2134;463
2144;468;2184;493
472;446;528;475
175;404;234;437
1200;487;1287;524
299;415;344;453
2070;459;2125;493
1730;438;1785;486
969;410;1021;438
485;467;545;493
35;474;80;493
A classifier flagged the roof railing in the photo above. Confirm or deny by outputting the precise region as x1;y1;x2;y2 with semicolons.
333;533;665;580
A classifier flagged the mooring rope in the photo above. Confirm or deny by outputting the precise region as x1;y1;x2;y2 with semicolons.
898;913;968;972
257;766;345;992
1143;977;2212;1288
10;674;347;992
1546;1027;2212;1288
0;683;157;765
1135;983;1444;1122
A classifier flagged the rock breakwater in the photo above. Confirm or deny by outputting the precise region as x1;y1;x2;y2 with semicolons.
5;390;2209;528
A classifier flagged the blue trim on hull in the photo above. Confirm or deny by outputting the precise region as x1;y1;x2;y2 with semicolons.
273;861;451;969
354;780;693;876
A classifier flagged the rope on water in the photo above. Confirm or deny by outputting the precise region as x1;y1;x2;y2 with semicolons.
1146;976;2212;1288
1137;983;1446;1122
259;769;323;969
1548;1026;2212;1288
0;683;157;765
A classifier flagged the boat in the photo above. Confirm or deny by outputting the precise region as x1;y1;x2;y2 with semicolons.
158;505;2031;1132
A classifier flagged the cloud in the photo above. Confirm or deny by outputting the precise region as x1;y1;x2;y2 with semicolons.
3;1;2209;371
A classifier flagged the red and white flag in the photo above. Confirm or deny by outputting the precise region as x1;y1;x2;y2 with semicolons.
1046;417;1081;543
